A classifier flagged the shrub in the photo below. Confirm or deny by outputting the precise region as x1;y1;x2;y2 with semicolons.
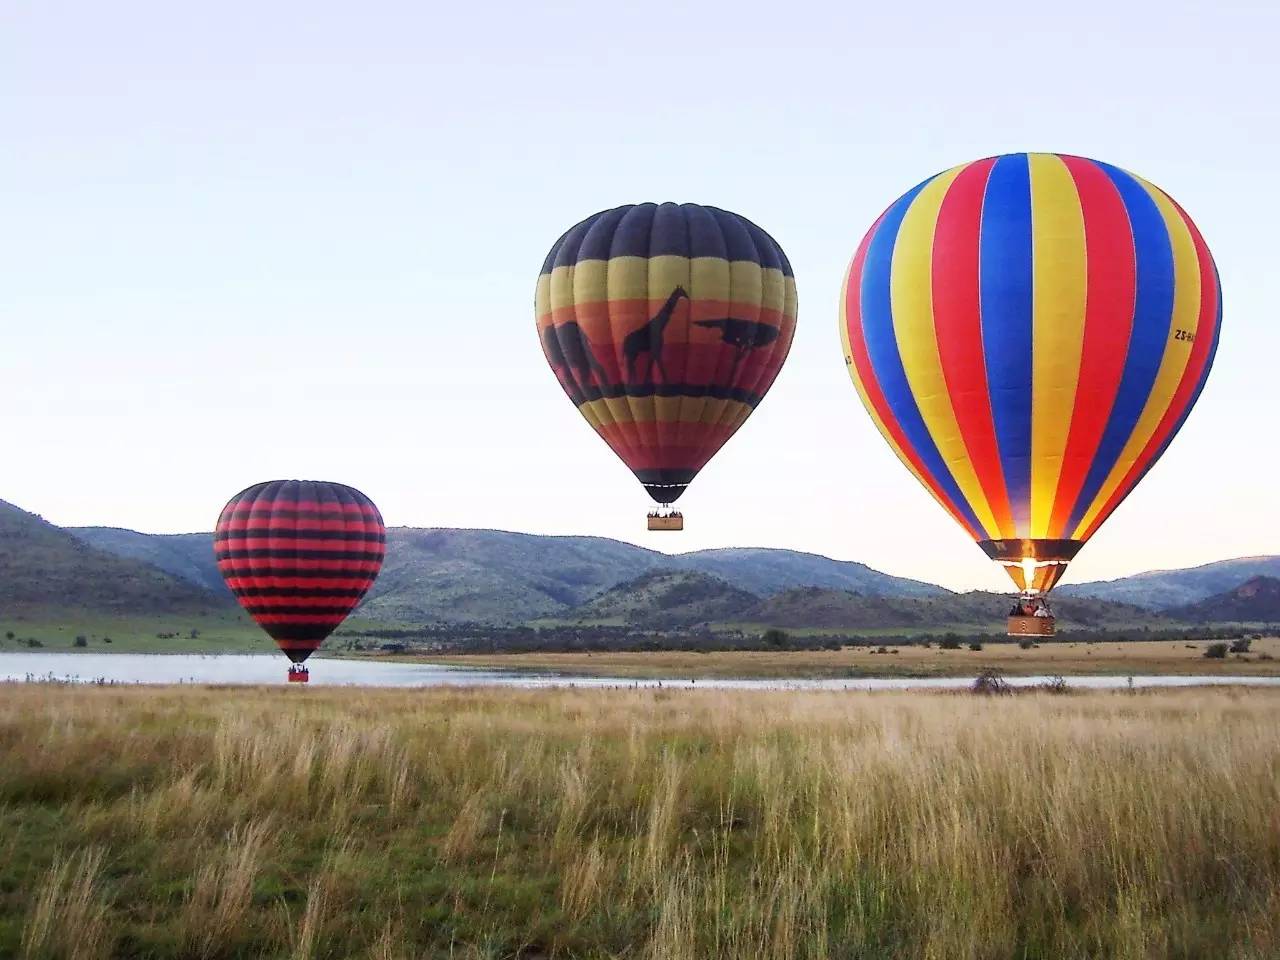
762;629;789;649
972;668;1011;695
1203;642;1229;660
189;628;200;639
968;641;984;652
1230;637;1252;654
1018;639;1034;650
73;635;88;648
24;637;43;648
940;638;962;650
1040;675;1069;694
4;631;13;641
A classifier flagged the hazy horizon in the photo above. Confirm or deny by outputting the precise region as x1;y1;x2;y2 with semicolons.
5;1;1277;592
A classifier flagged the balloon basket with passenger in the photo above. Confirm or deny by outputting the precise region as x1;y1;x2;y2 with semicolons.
1007;596;1055;638
286;664;310;683
647;507;683;531
996;552;1065;638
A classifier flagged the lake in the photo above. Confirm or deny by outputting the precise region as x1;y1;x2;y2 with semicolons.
3;652;1280;691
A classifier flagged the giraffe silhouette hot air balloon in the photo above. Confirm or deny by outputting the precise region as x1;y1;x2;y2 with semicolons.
214;480;385;681
536;203;798;530
840;153;1220;631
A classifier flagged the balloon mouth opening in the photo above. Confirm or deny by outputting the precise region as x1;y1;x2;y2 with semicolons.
979;539;1082;594
642;482;690;505
999;558;1070;595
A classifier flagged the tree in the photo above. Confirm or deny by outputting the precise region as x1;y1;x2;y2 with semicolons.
762;629;790;649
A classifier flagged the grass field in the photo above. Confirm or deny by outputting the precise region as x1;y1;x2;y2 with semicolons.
0;613;263;654
0;615;389;656
423;635;1280;678
2;685;1280;958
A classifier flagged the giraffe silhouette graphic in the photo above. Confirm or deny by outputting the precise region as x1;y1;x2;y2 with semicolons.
693;316;781;380
542;321;608;388
623;286;688;384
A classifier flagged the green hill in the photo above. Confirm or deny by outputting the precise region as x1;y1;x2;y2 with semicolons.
0;501;230;615
567;571;761;628
671;547;943;598
68;527;228;595
745;587;1164;633
558;576;1166;634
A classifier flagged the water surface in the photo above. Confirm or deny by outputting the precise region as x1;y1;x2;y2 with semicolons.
3;652;1279;691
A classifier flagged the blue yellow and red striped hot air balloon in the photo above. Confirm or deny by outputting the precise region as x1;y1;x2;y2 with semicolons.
841;153;1220;596
214;480;385;682
536;203;798;530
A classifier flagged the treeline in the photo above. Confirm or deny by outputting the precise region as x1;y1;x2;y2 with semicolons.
330;622;1272;656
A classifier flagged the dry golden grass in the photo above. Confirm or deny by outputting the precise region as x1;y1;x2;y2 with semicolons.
1;684;1279;958
423;634;1280;678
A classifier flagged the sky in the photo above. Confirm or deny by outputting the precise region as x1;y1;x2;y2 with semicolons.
3;0;1278;592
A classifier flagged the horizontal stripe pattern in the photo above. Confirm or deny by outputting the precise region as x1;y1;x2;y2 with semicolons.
537;203;797;505
214;480;385;660
842;153;1220;583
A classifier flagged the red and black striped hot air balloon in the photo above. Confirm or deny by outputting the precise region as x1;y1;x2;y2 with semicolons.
214;480;385;681
536;203;798;530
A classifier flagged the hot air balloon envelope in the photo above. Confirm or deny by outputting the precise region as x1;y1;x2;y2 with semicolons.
214;480;386;669
537;202;798;522
841;153;1220;593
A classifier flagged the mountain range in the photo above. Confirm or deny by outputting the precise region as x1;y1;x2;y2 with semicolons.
66;521;945;623
1169;576;1280;623
2;498;1276;632
1060;557;1280;610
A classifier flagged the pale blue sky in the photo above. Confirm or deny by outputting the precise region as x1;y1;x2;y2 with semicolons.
3;0;1277;591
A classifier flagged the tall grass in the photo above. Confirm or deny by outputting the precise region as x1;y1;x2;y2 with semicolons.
20;847;109;959
0;685;1278;958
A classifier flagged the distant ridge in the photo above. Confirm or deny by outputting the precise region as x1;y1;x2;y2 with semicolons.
560;575;1162;633
1061;557;1280;610
1167;576;1280;623
0;501;229;615
68;526;230;596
